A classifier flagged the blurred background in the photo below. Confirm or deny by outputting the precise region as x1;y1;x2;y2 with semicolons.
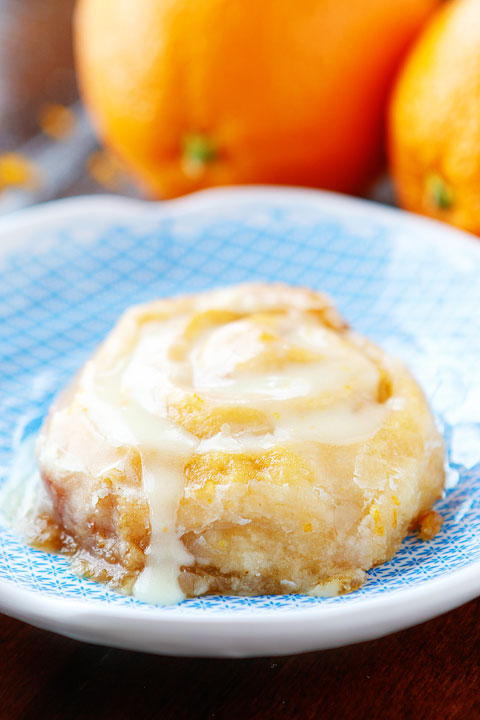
0;0;476;235
0;0;139;214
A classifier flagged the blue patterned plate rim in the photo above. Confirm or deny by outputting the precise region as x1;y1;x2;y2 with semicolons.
1;185;479;255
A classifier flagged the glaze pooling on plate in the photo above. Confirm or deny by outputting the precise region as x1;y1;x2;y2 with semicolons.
0;189;478;629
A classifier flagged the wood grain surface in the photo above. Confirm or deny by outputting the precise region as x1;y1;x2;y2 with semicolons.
1;598;480;720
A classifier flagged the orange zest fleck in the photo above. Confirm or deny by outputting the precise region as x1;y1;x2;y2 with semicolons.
38;103;76;140
0;153;38;191
418;510;443;541
370;504;384;536
87;149;127;190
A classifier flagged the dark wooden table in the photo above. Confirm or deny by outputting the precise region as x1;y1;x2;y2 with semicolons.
1;598;480;720
1;4;479;718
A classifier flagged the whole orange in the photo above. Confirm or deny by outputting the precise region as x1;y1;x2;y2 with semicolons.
75;0;439;199
390;0;480;235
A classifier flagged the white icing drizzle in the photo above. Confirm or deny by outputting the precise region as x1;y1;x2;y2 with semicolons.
80;356;199;605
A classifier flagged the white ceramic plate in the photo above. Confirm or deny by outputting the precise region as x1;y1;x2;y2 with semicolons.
0;187;479;657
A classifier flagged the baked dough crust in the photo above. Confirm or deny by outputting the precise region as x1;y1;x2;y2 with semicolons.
34;283;445;600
